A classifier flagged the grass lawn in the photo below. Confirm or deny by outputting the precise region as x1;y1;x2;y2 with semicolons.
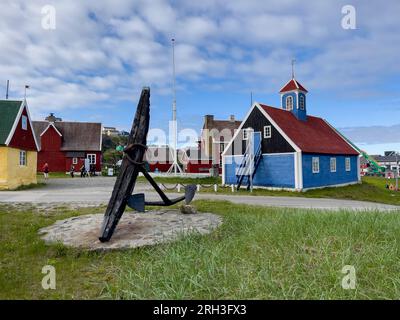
159;176;400;206
1;201;400;299
137;175;220;185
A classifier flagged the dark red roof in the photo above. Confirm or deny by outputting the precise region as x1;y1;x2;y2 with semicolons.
279;79;308;93
259;104;359;155
33;121;102;151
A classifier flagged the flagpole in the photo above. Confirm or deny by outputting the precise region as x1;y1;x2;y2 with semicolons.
167;38;182;175
24;85;29;100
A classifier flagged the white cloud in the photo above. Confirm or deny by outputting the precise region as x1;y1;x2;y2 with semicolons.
0;0;399;131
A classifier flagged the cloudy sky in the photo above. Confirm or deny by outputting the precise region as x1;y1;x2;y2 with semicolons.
1;0;399;154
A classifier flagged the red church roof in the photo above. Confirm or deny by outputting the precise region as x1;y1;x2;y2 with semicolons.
259;104;359;155
279;79;308;93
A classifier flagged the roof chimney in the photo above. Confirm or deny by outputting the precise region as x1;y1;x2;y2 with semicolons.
204;115;214;129
45;113;62;123
229;115;235;122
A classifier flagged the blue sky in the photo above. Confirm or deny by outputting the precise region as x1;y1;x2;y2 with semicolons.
1;0;399;154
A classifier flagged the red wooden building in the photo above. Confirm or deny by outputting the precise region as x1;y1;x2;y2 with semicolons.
180;147;214;174
33;116;102;173
144;145;174;172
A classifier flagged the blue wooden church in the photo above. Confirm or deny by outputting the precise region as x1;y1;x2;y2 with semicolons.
222;77;361;191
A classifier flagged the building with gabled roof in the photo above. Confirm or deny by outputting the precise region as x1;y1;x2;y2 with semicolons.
200;114;241;171
180;146;214;174
32;114;102;173
0;100;39;189
222;77;360;191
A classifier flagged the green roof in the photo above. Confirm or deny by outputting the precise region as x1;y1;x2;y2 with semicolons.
0;100;23;145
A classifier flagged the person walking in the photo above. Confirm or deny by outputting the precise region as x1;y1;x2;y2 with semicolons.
70;164;75;178
42;163;49;180
80;164;86;178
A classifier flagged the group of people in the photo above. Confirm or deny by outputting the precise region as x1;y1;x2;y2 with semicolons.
41;163;97;179
69;164;96;178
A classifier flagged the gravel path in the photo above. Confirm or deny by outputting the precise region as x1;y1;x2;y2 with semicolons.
0;177;398;211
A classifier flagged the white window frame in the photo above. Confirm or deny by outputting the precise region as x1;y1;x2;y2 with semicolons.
263;125;272;138
72;157;78;165
87;154;96;165
21;115;28;130
19;150;27;166
345;157;351;171
330;157;337;172
286;96;293;111
299;95;305;110
243;128;249;140
312;157;320;173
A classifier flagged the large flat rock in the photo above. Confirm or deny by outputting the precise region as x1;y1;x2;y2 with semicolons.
38;210;222;251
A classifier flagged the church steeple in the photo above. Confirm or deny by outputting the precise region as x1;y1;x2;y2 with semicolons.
279;68;308;121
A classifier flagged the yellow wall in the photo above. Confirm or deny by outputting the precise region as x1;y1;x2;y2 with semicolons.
0;146;37;190
0;147;8;189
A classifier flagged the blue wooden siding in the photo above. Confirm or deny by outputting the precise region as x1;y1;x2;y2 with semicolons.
224;153;295;188
302;154;358;188
282;92;307;121
293;92;307;121
282;92;296;111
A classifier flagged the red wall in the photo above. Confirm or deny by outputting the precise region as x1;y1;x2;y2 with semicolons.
185;161;214;173
64;152;102;172
148;162;173;172
8;107;37;151
37;125;102;172
37;126;65;172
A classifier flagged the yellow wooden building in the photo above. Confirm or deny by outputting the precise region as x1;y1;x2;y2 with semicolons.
0;100;39;190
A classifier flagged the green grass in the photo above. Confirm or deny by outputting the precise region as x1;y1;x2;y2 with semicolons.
160;176;400;206
137;175;220;185
1;201;400;299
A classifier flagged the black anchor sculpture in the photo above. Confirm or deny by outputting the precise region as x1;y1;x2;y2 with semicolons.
99;87;196;242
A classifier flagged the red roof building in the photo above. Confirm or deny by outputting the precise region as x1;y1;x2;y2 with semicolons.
259;104;359;155
33;115;102;173
222;77;360;191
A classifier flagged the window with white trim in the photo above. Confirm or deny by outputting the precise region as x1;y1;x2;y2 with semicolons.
312;157;320;173
263;125;272;138
330;157;337;172
286;96;293;111
243;128;250;140
299;95;305;110
72;157;78;165
87;154;96;165
21;115;27;130
345;157;351;171
19;150;27;166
